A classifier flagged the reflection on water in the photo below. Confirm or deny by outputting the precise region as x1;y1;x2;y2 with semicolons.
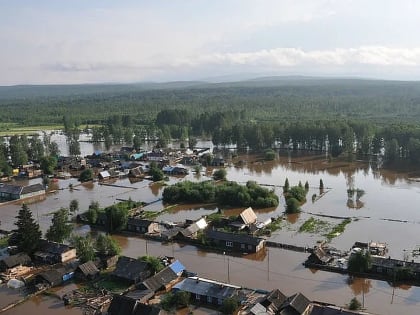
286;213;300;224
348;277;372;295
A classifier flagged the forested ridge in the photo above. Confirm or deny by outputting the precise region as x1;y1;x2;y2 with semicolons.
2;78;420;126
3;77;420;167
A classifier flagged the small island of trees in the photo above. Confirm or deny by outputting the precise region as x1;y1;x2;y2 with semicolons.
162;180;278;208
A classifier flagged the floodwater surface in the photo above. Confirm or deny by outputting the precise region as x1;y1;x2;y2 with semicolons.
3;137;420;314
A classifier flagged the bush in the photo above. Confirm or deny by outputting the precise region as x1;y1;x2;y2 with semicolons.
264;149;276;161
79;169;93;182
286;197;300;213
220;297;239;315
348;297;361;310
213;168;227;180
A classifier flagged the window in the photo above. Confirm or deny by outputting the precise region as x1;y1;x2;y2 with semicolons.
226;241;233;247
207;296;212;303
218;298;223;305
248;244;253;250
196;294;201;300
241;243;245;249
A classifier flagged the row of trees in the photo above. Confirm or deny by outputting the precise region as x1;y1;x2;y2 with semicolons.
0;134;60;176
13;202;121;262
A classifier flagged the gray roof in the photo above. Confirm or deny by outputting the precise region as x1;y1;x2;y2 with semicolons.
38;239;73;255
0;184;22;195
173;277;238;300
21;183;45;194
1;253;31;268
77;261;99;277
112;256;150;281
309;304;368;315
127;218;155;228
206;229;264;246
280;293;311;315
142;266;178;291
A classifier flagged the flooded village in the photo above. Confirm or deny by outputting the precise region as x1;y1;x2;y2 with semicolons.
1;133;420;315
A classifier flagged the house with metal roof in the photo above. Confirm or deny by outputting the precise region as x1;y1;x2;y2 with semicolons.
173;277;241;307
0;183;45;201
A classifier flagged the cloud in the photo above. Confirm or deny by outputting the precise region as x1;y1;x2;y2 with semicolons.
189;46;420;68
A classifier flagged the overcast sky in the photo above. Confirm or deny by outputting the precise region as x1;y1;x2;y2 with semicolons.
2;0;420;85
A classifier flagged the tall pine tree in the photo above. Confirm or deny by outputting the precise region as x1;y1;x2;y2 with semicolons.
15;204;41;254
45;208;72;243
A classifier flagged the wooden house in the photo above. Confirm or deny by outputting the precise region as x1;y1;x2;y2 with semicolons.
76;260;100;280
0;253;31;273
142;260;185;292
112;256;152;285
34;240;77;264
126;218;159;234
205;229;266;253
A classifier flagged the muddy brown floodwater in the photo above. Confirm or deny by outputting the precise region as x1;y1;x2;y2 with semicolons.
3;141;420;314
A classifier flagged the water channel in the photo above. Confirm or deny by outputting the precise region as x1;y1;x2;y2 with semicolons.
1;135;420;314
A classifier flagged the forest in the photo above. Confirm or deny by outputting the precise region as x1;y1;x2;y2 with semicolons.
2;77;420;167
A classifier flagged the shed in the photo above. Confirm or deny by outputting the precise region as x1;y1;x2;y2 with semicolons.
76;261;100;279
240;207;257;225
99;170;111;180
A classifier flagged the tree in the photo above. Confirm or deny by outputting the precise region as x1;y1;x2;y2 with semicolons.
14;204;42;254
348;251;372;273
96;234;121;256
220;297;239;315
45;208;72;243
79;168;93;182
149;164;164;182
174;291;190;307
286;197;300;214
319;179;324;190
348;297;361;310
71;235;96;263
304;181;309;191
105;205;129;232
40;156;57;175
139;255;164;274
287;186;307;203
69;199;79;213
283;178;290;193
87;201;100;224
213;168;227;180
264;149;275;161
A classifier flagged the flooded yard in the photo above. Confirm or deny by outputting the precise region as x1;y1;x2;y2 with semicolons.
2;144;420;314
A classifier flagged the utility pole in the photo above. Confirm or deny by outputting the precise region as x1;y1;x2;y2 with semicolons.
227;256;230;283
145;239;148;255
267;248;270;281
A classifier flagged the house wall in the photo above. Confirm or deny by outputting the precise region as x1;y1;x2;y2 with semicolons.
20;190;45;199
61;249;77;263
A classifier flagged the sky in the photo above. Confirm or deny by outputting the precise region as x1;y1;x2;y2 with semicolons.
2;0;420;85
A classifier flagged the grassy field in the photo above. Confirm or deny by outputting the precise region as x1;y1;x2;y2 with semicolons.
0;123;63;136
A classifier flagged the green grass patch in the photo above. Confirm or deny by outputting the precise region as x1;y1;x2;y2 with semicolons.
324;218;352;241
298;217;330;234
141;211;160;220
0;236;9;248
95;277;129;294
0;124;64;136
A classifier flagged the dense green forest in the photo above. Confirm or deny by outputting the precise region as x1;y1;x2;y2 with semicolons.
3;77;420;167
3;78;420;126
